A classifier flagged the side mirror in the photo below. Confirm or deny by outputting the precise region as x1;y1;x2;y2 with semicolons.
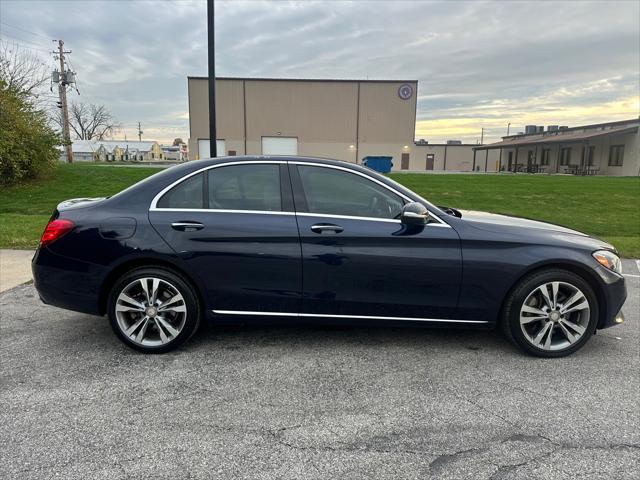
400;202;429;225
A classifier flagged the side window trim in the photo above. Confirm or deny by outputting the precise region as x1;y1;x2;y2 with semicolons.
289;162;449;226
292;164;405;220
150;160;288;211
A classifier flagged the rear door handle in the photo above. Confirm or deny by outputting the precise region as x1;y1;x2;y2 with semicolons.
310;223;344;234
171;221;204;231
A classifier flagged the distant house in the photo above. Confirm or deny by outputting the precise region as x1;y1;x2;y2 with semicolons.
58;140;164;162
57;140;100;162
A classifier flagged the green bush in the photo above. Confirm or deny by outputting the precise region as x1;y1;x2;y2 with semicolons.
0;81;59;186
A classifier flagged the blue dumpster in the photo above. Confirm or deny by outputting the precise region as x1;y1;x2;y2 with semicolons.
362;156;393;173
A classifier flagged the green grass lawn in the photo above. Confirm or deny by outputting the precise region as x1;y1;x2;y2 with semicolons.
1;164;638;257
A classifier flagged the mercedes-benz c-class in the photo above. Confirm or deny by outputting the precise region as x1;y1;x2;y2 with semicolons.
32;156;626;356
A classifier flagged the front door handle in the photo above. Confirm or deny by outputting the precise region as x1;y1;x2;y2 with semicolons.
171;221;204;231
310;223;344;234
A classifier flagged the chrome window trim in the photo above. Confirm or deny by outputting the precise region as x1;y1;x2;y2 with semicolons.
291;161;450;227
152;208;296;216
297;212;450;227
212;309;488;324
148;159;451;228
149;160;287;211
297;212;401;224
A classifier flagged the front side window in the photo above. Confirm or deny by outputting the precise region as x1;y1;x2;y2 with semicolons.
297;165;404;219
157;172;204;209
208;164;282;211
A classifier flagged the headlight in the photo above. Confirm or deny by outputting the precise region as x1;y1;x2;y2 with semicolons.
592;250;622;275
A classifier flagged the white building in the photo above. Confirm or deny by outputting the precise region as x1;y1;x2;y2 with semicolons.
58;140;164;162
474;118;640;176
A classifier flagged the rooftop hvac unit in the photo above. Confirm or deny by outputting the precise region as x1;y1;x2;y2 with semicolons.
547;125;559;132
525;125;537;134
447;140;462;145
559;126;569;130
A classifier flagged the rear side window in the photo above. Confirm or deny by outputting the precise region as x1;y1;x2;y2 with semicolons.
208;164;282;211
157;173;204;209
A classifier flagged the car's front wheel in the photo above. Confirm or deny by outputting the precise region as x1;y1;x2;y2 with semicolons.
502;269;599;357
107;267;200;353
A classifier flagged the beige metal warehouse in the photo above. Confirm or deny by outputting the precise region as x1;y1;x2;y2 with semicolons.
187;77;442;170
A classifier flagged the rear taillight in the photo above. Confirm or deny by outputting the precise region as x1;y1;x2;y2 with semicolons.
40;219;75;247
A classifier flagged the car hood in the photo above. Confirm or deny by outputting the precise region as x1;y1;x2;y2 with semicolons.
460;210;616;252
456;209;616;251
458;209;585;235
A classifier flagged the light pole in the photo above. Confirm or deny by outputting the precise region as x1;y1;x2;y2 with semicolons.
207;0;217;158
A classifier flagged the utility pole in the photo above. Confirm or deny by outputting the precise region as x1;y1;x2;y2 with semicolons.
480;127;484;145
54;40;73;163
137;122;143;142
207;0;217;158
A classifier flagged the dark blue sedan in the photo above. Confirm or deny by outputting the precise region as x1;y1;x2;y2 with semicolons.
32;156;626;356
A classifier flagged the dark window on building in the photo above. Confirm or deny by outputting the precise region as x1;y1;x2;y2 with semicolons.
583;146;596;166
297;165;404;219
608;145;624;166
541;149;551;166
559;148;572;166
208;164;282;211
157;173;204;209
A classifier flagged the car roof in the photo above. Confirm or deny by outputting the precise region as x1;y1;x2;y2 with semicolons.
198;155;355;168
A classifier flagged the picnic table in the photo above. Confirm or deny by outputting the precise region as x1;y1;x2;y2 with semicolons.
565;165;600;175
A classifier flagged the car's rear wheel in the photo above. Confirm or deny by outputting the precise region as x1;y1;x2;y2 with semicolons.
502;269;598;357
107;267;200;353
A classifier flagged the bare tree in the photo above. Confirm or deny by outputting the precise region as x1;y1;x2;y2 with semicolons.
55;101;121;140
0;41;49;100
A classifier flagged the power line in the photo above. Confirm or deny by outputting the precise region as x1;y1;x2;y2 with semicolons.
0;22;53;41
0;35;51;54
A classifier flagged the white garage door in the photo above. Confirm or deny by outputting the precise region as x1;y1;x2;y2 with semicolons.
198;139;226;158
261;137;298;156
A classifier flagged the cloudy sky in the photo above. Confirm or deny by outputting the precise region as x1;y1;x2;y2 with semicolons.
1;0;638;144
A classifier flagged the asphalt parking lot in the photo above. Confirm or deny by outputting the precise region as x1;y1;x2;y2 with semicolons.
1;260;638;479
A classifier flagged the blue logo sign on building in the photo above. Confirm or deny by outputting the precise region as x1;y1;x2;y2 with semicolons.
398;83;413;100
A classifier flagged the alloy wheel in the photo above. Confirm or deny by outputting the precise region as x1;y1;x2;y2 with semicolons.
519;281;591;351
114;277;188;347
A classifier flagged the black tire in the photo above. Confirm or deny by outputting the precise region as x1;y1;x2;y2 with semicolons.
107;267;201;353
501;269;599;358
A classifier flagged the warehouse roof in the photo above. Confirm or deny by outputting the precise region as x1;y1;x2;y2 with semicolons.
188;76;418;84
